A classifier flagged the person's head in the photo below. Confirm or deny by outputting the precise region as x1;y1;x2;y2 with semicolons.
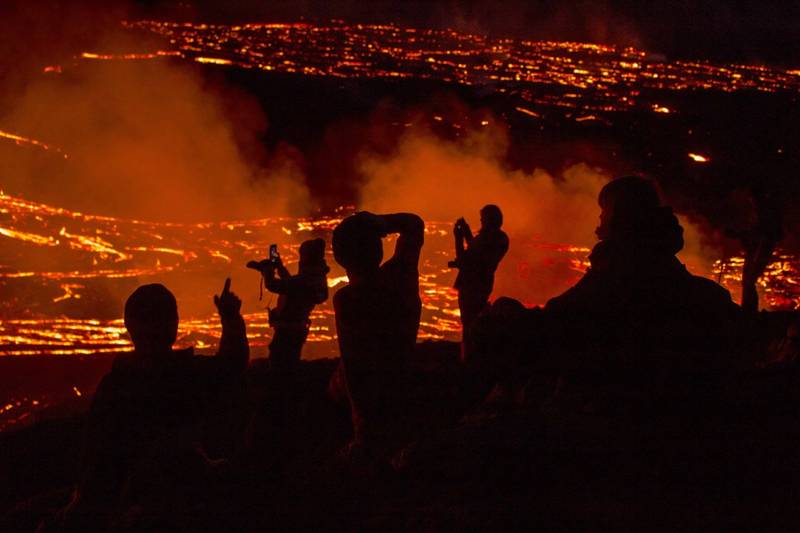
332;213;383;277
480;204;503;231
124;284;178;354
299;238;327;270
596;176;662;240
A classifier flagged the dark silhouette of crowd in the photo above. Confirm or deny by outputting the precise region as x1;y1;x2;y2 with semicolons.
21;175;800;532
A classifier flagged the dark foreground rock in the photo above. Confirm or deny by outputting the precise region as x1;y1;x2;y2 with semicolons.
3;341;800;532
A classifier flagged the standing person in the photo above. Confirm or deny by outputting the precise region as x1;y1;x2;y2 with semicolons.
248;238;329;370
449;204;509;344
247;239;328;463
740;186;783;314
331;211;424;453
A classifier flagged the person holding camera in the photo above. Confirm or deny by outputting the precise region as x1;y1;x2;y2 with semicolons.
449;205;509;346
248;238;330;370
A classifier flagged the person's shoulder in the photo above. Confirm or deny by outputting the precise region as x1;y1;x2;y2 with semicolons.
498;230;509;247
544;269;599;313
92;353;140;405
481;228;508;247
688;274;735;303
109;351;137;372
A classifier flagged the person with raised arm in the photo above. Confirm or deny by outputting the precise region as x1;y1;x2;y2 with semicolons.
331;211;424;453
449;204;509;346
248;238;330;370
62;279;248;529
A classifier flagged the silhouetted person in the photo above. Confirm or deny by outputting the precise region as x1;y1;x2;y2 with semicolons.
331;211;424;451
544;176;742;411
246;240;328;464
66;280;248;527
741;186;783;314
449;205;509;343
249;239;329;369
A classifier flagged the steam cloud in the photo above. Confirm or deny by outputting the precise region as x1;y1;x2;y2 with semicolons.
2;42;312;222
0;24;722;321
357;123;719;306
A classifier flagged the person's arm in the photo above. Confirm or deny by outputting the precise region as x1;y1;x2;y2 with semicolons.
380;212;424;268
462;220;474;245
266;258;292;294
742;238;775;314
275;257;291;280
453;218;466;263
214;278;249;371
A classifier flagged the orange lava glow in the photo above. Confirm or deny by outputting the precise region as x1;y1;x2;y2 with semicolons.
688;152;711;163
0;129;69;159
0;191;466;357
43;20;798;122
2;190;798;361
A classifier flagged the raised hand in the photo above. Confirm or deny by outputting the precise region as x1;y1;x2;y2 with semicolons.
214;278;242;320
454;217;466;238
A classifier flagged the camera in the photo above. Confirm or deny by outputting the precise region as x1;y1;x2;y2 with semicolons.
246;244;280;273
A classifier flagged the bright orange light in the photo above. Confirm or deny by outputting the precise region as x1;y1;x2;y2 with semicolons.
688;152;711;163
515;106;541;118
0;129;69;158
194;57;233;65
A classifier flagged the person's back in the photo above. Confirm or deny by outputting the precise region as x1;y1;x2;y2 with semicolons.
74;280;248;520
454;221;508;295
451;205;509;339
334;249;421;368
544;177;742;411
332;212;424;445
256;238;330;368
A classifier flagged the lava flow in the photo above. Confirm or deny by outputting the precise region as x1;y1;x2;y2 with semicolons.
99;20;800;118
1;190;798;362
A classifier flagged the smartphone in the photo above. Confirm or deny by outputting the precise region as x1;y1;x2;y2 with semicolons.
269;244;279;263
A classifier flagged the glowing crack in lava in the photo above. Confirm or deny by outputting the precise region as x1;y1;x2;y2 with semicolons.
0;129;69;159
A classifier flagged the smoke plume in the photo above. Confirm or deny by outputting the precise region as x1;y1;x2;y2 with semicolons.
357;123;719;305
2;37;311;222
